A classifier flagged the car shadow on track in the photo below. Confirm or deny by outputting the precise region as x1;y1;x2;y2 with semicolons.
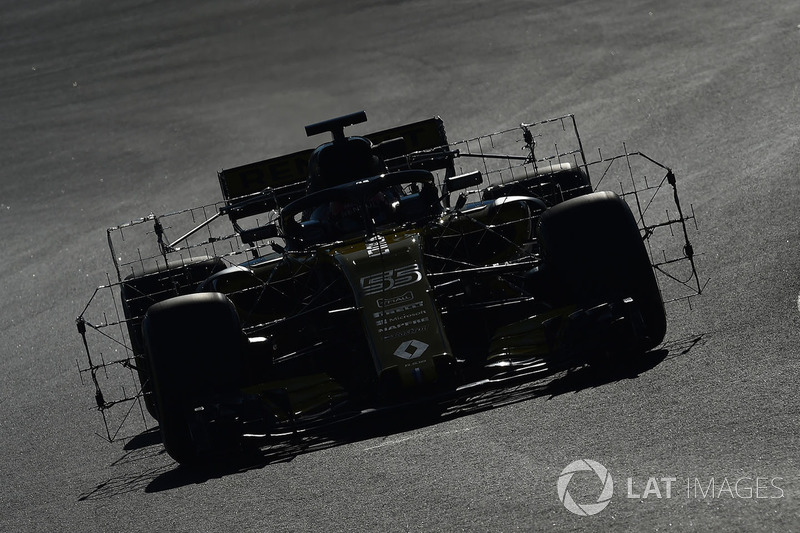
77;334;706;498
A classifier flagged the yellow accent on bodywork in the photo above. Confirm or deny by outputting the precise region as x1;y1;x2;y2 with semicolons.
242;373;348;420
487;305;577;361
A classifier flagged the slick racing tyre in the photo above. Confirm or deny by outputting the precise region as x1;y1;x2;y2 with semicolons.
142;292;244;465
481;167;590;204
537;191;666;354
120;256;226;419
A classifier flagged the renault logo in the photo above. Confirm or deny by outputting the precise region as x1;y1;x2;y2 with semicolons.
393;340;429;360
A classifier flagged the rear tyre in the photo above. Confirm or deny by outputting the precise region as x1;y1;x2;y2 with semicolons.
537;191;666;354
481;167;591;204
142;292;244;465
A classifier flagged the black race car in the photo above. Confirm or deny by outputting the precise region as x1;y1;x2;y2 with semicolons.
77;111;702;464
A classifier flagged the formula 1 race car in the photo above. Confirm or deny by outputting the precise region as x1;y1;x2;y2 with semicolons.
77;111;703;465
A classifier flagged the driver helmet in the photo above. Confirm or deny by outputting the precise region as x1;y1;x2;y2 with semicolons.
306;136;386;194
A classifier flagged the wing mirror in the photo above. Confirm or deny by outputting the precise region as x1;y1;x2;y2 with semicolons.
444;170;482;193
443;171;482;209
239;223;278;245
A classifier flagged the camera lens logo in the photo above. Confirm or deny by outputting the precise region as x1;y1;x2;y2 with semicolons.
557;459;613;516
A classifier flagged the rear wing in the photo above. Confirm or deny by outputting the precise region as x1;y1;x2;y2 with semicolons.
217;116;451;210
217;148;314;214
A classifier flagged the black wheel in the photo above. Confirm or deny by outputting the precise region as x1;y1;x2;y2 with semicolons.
541;166;592;202
120;256;226;419
142;292;244;465
481;167;591;204
537;191;666;354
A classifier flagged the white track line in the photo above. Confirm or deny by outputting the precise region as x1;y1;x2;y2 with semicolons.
364;427;474;451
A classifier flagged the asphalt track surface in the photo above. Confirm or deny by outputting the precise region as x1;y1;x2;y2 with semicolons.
2;1;799;531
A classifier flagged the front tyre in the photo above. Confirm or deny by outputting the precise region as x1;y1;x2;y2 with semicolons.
121;256;225;419
537;191;666;355
142;292;244;465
